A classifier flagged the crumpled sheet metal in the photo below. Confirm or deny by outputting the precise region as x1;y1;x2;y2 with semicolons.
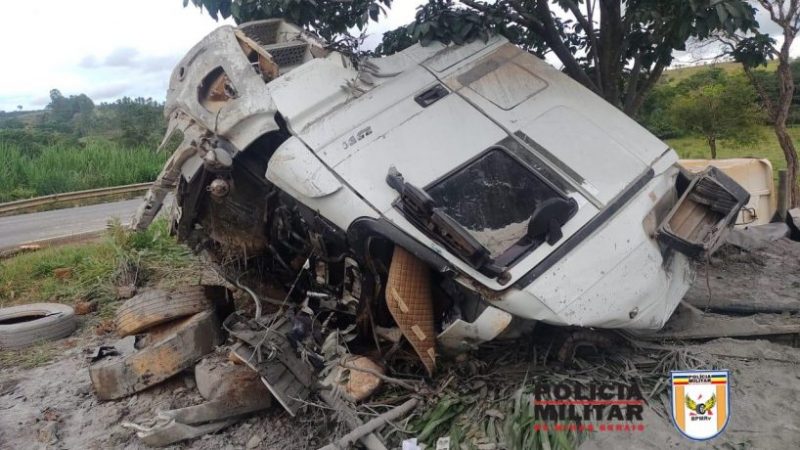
225;314;314;416
437;305;513;353
385;246;436;375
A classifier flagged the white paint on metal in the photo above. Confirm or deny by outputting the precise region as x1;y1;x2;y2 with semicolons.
523;106;647;205
148;21;712;331
269;53;359;133
164;26;281;151
491;167;692;329
438;306;514;352
266;137;342;198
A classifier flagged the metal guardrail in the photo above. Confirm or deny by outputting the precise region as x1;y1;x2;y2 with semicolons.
0;182;152;215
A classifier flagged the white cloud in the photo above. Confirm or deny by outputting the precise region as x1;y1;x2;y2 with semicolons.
87;82;132;100
103;47;141;68
0;0;427;111
2;1;795;111
0;0;237;111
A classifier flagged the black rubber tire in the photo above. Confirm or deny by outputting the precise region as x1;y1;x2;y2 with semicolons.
0;303;77;350
115;286;212;337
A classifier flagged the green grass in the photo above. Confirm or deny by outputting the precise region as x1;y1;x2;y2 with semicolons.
0;240;118;309
662;60;779;84
0;220;200;312
0;341;62;369
0;138;168;202
0;220;201;368
407;386;584;449
666;125;795;179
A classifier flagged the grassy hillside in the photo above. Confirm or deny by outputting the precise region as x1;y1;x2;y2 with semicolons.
662;60;779;84
666;125;792;179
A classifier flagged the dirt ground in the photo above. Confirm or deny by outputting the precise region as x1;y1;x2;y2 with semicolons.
581;338;800;450
0;332;311;450
2;237;800;449
3;333;799;449
684;235;800;314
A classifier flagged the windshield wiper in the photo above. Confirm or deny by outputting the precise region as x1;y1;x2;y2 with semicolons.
386;167;505;278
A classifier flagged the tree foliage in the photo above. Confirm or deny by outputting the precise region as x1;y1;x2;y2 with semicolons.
46;89;95;135
376;0;551;56
666;70;762;158
1;91;166;149
747;60;800;123
106;97;165;147
728;0;800;206
184;0;392;41
185;0;759;117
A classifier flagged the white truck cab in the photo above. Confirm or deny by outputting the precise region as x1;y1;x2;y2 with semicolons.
135;20;748;353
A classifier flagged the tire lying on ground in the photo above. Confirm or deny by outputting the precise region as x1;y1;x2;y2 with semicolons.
0;303;77;350
115;286;214;337
90;310;223;400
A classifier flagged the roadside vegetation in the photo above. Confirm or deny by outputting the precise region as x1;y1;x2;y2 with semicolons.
0;136;167;202
0;220;200;313
637;60;800;190
0;219;201;367
0;91;168;202
666;125;794;178
0;341;62;369
660;60;780;84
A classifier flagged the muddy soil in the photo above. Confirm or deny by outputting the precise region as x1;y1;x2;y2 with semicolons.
2;239;800;449
684;237;800;313
0;334;310;450
2;329;799;449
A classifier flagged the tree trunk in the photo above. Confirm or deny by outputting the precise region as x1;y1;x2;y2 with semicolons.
740;16;800;207
774;58;800;207
597;0;624;109
775;123;800;207
708;137;718;159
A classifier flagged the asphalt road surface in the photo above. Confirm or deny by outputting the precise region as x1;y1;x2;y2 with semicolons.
0;199;142;251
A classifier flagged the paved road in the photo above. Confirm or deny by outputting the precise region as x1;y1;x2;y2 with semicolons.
0;199;142;251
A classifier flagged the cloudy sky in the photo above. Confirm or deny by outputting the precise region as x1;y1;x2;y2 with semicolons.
0;0;421;111
0;1;796;112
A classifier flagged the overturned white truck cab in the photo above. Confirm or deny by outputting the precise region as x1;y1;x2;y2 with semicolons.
135;20;748;358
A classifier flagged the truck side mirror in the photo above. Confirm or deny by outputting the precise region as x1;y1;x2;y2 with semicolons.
527;197;577;245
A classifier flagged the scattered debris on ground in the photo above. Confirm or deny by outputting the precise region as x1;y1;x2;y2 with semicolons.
2;312;800;448
685;227;800;316
1;226;799;448
3;17;800;450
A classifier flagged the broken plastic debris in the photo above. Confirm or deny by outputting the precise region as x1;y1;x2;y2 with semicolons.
402;438;422;450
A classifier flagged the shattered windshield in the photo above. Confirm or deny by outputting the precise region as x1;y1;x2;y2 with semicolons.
426;148;566;259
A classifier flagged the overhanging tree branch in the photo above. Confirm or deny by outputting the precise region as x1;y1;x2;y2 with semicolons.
184;0;760;118
534;0;599;92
